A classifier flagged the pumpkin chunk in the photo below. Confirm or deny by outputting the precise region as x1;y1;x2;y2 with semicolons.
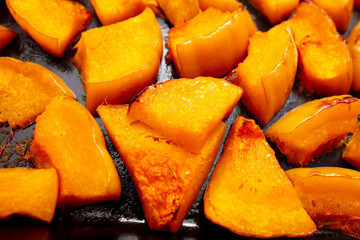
0;168;58;223
6;0;92;57
347;20;360;92
247;0;299;25
98;104;225;232
198;0;242;12
286;167;360;239
265;95;360;167
128;77;243;154
0;25;17;53
204;117;317;238
231;23;297;127
311;0;353;33
167;7;255;78
286;1;352;96
28;96;121;208
73;8;162;115
158;0;200;26
90;0;145;25
342;116;360;169
0;57;76;129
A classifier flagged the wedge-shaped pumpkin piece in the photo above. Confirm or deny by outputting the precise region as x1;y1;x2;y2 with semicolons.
6;0;92;57
73;8;162;115
28;96;121;208
128;77;243;153
247;0;299;25
158;0;200;26
311;0;353;33
231;23;297;127
198;0;242;12
98;104;225;232
286;167;360;239
287;1;352;96
0;25;17;53
204;117;317;238
0;57;76;129
90;0;145;25
342;116;360;169
0;168;58;223
266;95;360;167
347;21;360;91
167;7;255;78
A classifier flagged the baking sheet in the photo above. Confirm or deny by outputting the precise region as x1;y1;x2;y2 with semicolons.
0;1;359;239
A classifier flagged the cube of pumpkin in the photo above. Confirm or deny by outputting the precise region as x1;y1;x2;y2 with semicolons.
204;117;317;238
28;96;121;208
231;23;297;127
286;1;352;96
98;104;225;232
342;116;360;169
198;0;242;12
0;168;58;223
167;7;255;78
0;25;17;53
6;0;92;57
0;57;76;129
128;77;243;154
266;95;360;167
347;20;360;91
73;8;163;115
158;0;200;26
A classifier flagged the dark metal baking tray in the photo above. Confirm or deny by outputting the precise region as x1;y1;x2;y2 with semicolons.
0;1;359;239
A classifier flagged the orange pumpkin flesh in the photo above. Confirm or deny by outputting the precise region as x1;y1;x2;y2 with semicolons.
266;95;360;167
28;96;121;208
168;7;255;78
311;0;353;33
286;167;360;239
73;8;162;115
247;0;299;25
6;0;92;57
0;168;58;223
128;77;243;154
157;0;200;26
0;25;17;53
97;104;226;232
204;117;317;238
231;23;297;127
342;116;360;169
0;57;76;129
286;1;352;96
198;0;242;12
347;21;360;92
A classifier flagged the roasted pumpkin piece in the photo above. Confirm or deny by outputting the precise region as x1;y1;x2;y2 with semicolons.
286;167;360;239
28;96;121;208
128;77;243;154
90;0;145;25
347;21;360;91
0;25;17;53
286;1;352;96
0;168;58;223
311;0;353;33
167;7;255;78
98;104;225;232
157;0;200;26
247;0;299;25
143;0;163;16
342;116;360;169
231;23;297;127
198;0;242;12
6;0;92;57
204;117;317;238
0;57;76;129
73;8;162;115
265;95;360;167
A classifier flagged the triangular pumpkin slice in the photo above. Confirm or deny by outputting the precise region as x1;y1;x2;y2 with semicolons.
128;77;242;153
204;117;317;238
97;104;226;232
